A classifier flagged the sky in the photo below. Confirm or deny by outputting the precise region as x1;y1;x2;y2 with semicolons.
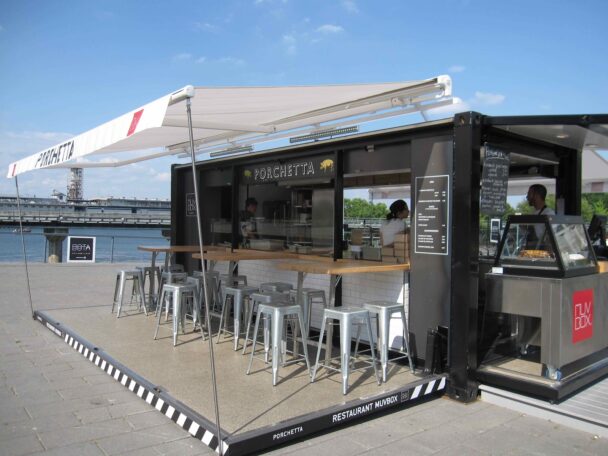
1;0;607;200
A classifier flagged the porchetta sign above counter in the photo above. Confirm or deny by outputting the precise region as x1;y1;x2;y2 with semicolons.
241;155;335;184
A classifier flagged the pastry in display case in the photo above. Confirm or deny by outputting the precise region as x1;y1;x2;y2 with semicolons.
495;215;598;278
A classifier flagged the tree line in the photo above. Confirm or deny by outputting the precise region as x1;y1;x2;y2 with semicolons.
345;194;608;222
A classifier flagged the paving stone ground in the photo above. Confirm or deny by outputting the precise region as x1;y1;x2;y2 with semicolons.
1;263;607;455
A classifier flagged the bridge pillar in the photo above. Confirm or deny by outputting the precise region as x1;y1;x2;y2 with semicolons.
43;227;69;263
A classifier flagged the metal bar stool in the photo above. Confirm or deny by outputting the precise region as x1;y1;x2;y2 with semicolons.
242;292;290;355
195;271;222;315
136;265;161;309
217;285;259;350
288;288;327;335
312;307;381;395
157;272;188;319
260;282;293;293
112;269;148;318
362;301;415;381
160;263;184;274
153;282;200;346
220;273;247;287
185;276;206;337
246;301;311;386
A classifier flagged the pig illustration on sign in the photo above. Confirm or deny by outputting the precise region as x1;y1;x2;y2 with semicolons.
243;169;252;178
320;159;334;172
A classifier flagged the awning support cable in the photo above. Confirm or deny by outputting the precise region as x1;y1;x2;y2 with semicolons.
14;176;35;318
186;97;224;455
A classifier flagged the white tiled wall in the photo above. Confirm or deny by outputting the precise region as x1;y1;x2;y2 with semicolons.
228;260;410;350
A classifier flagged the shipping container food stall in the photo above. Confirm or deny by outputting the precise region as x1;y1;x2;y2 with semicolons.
8;79;608;454
172;112;608;406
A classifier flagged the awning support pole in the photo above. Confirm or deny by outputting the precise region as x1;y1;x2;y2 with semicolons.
186;97;224;454
14;176;35;319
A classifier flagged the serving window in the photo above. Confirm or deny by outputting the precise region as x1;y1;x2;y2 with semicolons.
234;155;336;255
342;140;411;262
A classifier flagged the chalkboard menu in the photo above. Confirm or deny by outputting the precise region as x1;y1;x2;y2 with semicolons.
67;236;96;262
415;175;449;255
480;145;510;215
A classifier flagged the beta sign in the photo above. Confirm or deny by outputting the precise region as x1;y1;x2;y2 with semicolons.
67;236;96;263
572;289;593;343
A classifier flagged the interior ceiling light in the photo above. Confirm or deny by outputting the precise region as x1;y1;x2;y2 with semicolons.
289;126;359;143
209;145;254;157
556;134;569;139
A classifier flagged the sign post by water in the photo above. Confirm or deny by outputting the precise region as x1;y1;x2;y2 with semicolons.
480;145;510;215
67;236;96;263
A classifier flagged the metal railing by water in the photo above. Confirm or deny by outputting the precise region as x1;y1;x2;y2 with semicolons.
0;230;167;263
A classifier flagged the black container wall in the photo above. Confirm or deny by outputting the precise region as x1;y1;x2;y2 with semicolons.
448;112;482;403
409;135;453;363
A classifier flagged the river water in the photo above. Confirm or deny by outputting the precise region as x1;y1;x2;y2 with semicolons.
0;226;167;263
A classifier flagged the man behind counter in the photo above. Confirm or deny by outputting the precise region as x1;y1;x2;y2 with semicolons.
526;184;555;216
240;197;259;244
525;184;555;250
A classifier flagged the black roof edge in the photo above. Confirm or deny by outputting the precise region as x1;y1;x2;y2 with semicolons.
483;113;608;127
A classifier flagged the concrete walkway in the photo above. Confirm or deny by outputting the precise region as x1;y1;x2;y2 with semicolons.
1;262;607;455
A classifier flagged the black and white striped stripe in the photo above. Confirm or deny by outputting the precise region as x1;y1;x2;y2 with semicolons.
39;314;229;455
39;311;446;456
409;376;447;400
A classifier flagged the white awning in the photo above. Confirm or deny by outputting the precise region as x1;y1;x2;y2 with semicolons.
7;76;453;178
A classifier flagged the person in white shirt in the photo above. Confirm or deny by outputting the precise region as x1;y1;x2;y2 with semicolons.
525;184;555;249
380;200;409;246
526;184;555;216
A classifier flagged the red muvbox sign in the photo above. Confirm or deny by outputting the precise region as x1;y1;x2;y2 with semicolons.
572;289;593;343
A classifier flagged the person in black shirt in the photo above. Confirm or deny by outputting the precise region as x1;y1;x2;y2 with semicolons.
240;197;258;245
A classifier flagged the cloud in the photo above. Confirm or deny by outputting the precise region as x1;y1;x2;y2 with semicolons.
342;1;359;13
316;24;344;34
426;97;471;117
192;56;245;66
173;53;192;61
152;171;171;182
4;131;72;142
195;21;219;32
448;65;465;73
218;57;245;66
472;91;506;106
282;34;297;55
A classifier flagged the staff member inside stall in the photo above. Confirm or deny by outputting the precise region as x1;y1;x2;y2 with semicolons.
520;184;555;354
381;199;409;246
240;197;259;246
527;184;554;216
525;184;555;250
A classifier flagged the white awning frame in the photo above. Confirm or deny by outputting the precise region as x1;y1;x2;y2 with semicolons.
7;76;453;177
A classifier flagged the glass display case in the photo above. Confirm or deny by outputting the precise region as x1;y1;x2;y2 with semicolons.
495;215;598;278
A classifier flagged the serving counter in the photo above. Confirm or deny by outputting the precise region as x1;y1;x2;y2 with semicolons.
483;215;608;384
486;271;608;379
